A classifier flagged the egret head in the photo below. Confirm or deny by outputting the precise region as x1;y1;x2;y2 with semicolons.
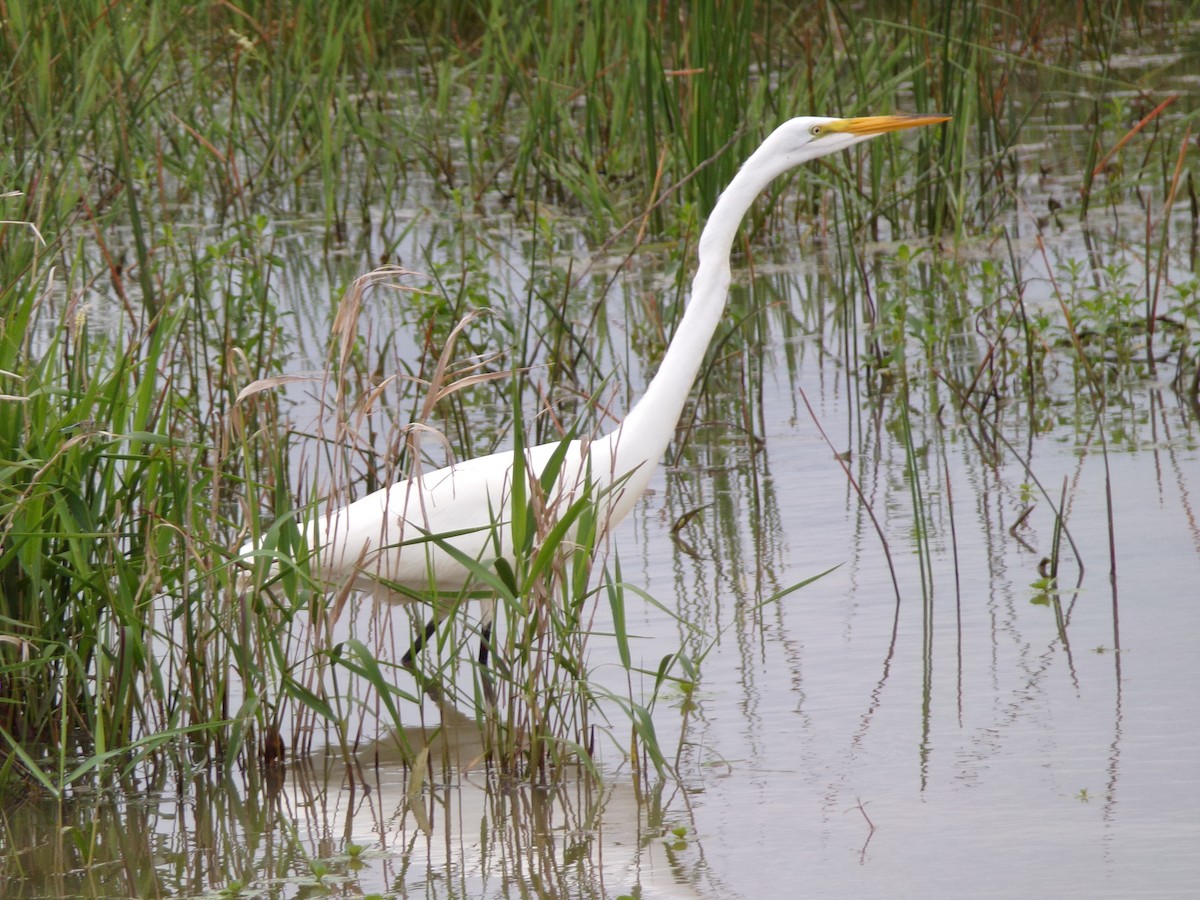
761;113;950;171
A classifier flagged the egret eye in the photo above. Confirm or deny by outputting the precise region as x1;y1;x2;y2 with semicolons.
810;124;823;136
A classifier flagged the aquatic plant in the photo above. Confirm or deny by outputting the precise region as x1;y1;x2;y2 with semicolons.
1;0;1195;802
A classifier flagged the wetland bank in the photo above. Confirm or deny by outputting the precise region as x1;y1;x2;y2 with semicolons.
2;2;1199;897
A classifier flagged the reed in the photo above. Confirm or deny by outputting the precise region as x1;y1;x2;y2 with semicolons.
1;0;1194;800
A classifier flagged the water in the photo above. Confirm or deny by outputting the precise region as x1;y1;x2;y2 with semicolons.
9;222;1198;898
9;303;1197;897
606;239;1200;897
653;412;1200;898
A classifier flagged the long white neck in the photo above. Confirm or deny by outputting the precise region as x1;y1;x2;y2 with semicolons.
599;140;797;504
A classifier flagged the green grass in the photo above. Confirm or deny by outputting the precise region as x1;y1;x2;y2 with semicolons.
2;0;1198;800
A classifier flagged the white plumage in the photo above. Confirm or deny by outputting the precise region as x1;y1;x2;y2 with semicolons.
242;114;948;622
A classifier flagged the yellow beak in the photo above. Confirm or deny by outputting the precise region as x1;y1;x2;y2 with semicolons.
825;114;951;135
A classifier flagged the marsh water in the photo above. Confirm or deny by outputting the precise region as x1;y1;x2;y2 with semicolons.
6;44;1200;900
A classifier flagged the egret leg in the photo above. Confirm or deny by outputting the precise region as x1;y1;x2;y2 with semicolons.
401;618;438;671
477;600;496;706
402;618;443;701
477;622;492;668
400;606;496;704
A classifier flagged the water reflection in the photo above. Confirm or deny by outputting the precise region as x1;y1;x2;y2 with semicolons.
0;706;709;899
289;707;707;899
634;301;1200;896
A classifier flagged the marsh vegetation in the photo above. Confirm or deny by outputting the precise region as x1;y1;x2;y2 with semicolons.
2;1;1198;897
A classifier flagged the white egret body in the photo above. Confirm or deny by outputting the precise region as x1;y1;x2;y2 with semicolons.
247;115;948;613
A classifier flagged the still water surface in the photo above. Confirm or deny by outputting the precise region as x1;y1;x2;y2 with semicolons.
7;225;1198;897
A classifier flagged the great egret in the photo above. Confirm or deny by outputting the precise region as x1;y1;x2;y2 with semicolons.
242;114;948;670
